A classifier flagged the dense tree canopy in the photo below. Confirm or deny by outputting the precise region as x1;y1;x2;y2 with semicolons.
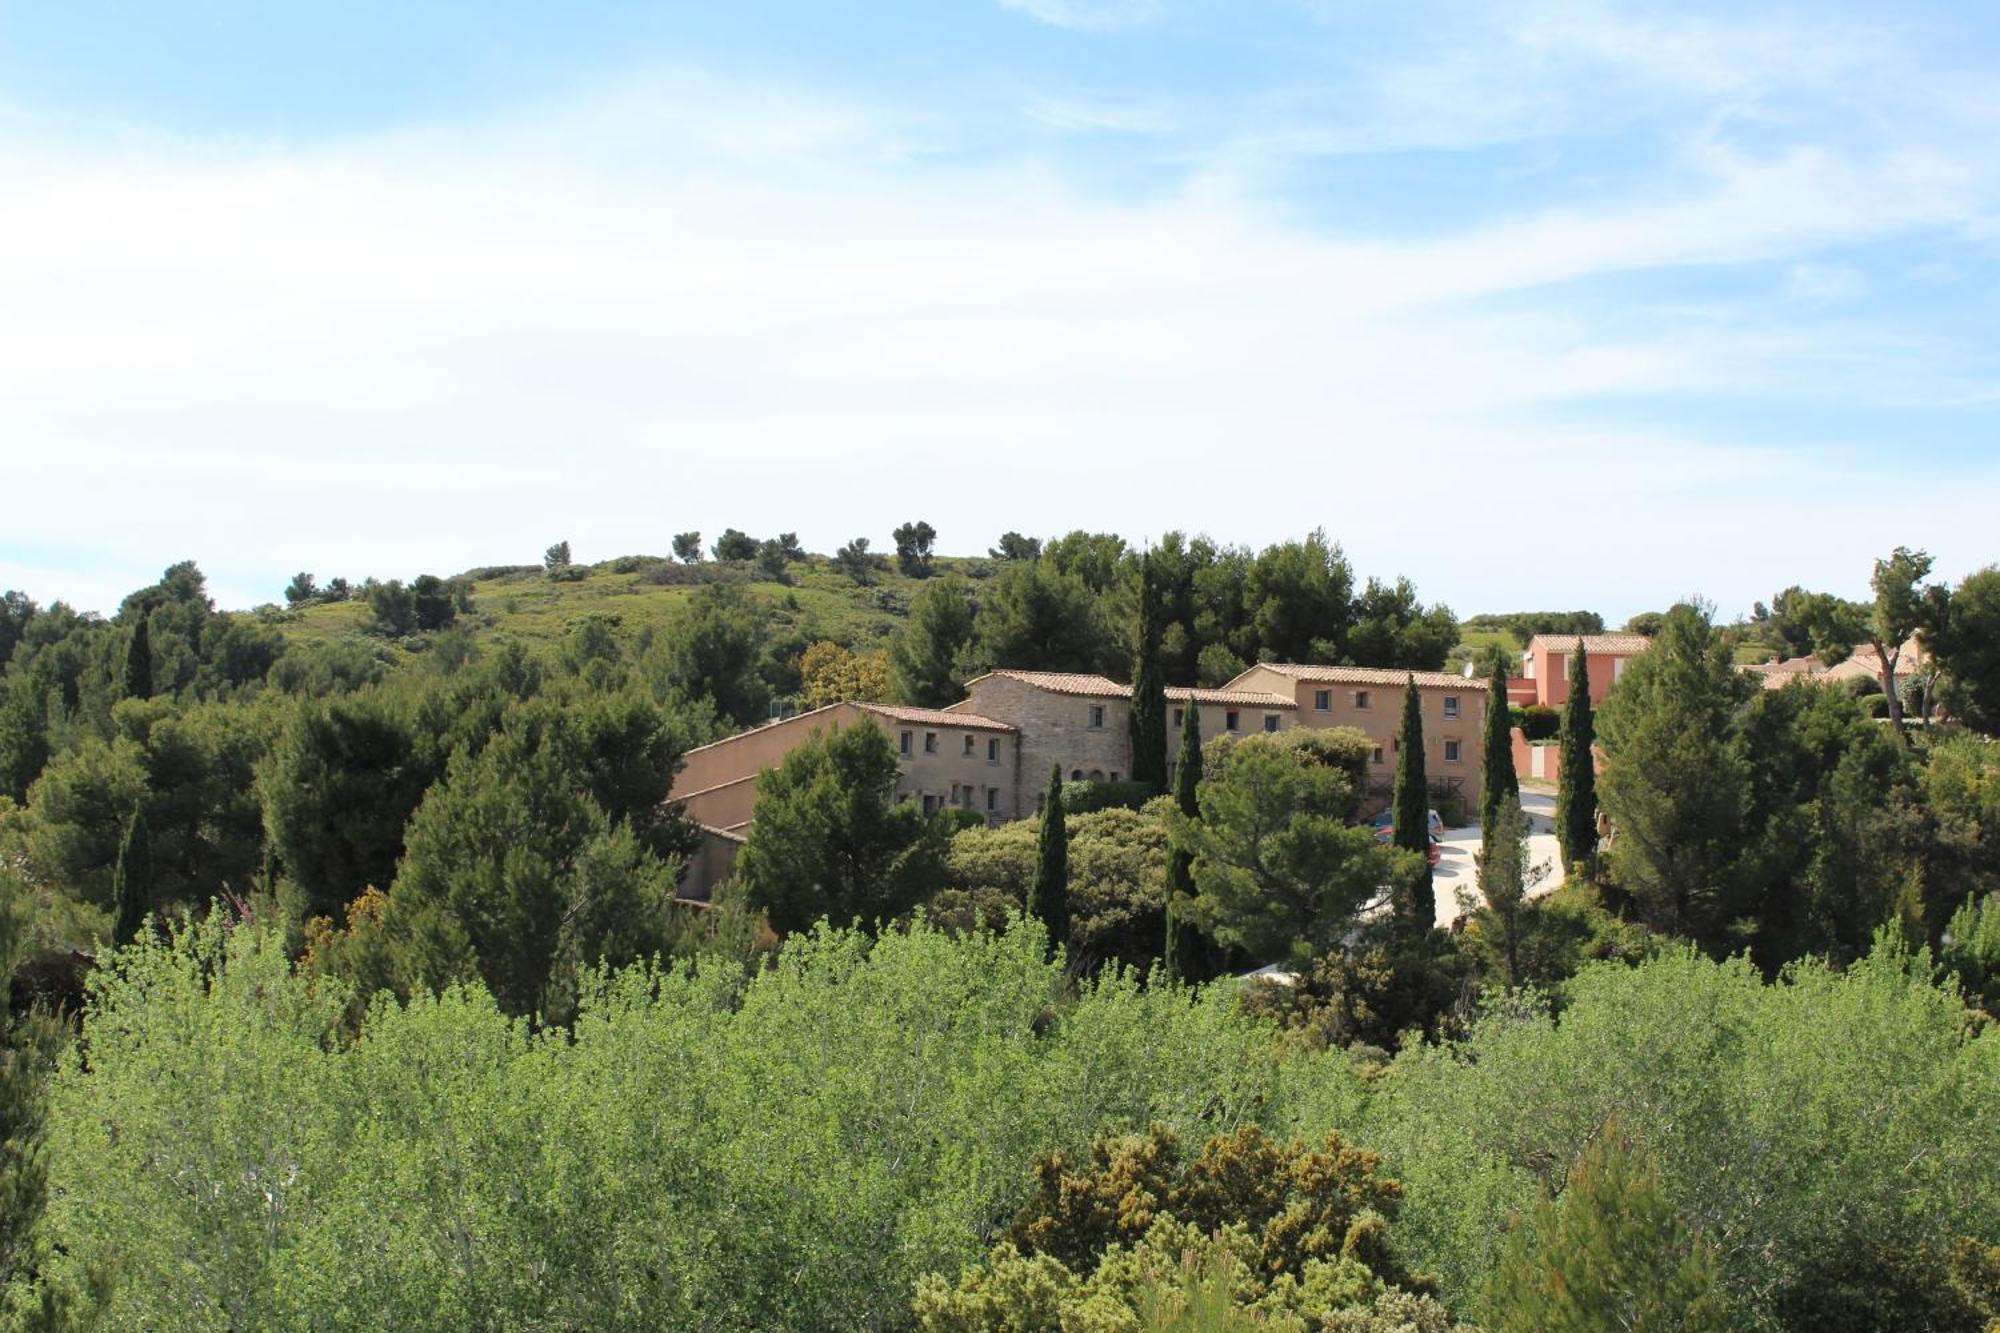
733;722;950;935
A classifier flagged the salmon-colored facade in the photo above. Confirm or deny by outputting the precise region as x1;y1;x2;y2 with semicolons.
1517;634;1652;709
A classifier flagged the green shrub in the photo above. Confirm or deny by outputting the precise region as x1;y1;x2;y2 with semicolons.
1518;706;1559;741
39;915;1279;1330
1061;779;1156;815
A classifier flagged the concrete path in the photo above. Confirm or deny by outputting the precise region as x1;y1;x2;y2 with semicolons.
1432;788;1565;930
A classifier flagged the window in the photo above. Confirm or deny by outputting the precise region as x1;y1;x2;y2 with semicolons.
1314;689;1331;711
922;794;939;816
1071;769;1084;780
1089;704;1106;728
1371;745;1384;764
924;731;938;754
1225;710;1240;732
899;731;912;757
1172;707;1184;728
1354;690;1371;710
1444;739;1461;763
987;737;1000;763
1089;769;1105;781
963;734;975;755
986;787;997;812
1109;771;1120;782
1443;696;1460;719
1263;713;1280;733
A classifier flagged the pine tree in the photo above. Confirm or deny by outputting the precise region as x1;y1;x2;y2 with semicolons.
1164;698;1206;982
1128;554;1169;792
113;810;152;946
1482;1123;1730;1332
122;615;153;701
1029;764;1069;961
1482;661;1519;867
1392;676;1433;935
1557;640;1598;876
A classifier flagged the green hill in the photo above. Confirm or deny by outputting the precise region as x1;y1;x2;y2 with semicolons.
279;553;995;662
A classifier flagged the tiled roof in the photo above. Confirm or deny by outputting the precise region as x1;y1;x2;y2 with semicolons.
1234;663;1477;691
858;702;1016;732
968;670;1128;697
1165;686;1297;708
966;670;1297;709
1525;633;1655;656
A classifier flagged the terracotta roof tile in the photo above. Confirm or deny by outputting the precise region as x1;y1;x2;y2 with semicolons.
966;670;1298;709
1165;686;1297;708
1525;633;1655;656
1234;663;1478;691
857;702;1017;732
971;669;1128;697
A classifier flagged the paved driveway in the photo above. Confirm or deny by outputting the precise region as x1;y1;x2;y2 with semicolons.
1432;788;1565;930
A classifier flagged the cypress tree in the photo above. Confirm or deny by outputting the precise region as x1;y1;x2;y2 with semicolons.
1127;554;1169;792
1028;764;1069;960
112;810;152;946
122;615;153;701
1392;676;1433;936
1164;698;1206;982
1556;640;1598;876
1482;661;1519;866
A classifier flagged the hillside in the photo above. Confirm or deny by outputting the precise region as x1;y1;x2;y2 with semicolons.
278;553;997;661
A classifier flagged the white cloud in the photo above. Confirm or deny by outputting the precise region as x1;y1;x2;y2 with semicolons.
0;67;1992;621
997;0;1160;32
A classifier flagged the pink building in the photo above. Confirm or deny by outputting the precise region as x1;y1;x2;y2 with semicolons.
1517;633;1652;709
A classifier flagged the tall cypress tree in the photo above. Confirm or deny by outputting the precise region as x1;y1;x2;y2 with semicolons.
112;810;152;946
122;615;153;701
1128;554;1169;792
1164;699;1206;982
1393;676;1433;936
1028;764;1069;961
1482;661;1519;866
1556;640;1598;876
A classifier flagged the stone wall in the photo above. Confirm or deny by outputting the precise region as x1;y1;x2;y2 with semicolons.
955;675;1133;813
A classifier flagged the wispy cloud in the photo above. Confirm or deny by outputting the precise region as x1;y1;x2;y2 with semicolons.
997;0;1160;32
2;20;1995;619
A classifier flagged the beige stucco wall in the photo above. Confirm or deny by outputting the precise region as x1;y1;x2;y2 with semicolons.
1230;666;1485;806
669;700;1023;859
675;702;868;797
878;717;1022;822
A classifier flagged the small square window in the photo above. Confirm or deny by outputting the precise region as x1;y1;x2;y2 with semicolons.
1313;689;1331;711
963;734;975;755
924;731;938;754
1354;690;1371;710
899;731;912;756
1109;771;1120;782
1226;710;1240;732
1443;696;1460;719
987;737;1000;763
1089;704;1106;728
1444;739;1461;763
1263;713;1280;733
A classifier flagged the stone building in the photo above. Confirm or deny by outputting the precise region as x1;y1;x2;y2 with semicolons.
948;670;1297;811
668;661;1483;898
1223;663;1488;807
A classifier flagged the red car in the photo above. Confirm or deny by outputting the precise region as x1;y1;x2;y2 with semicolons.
1373;812;1443;867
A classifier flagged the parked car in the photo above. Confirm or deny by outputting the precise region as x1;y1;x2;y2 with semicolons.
1372;810;1443;867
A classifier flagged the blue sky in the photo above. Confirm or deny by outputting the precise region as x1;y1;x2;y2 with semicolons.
2;0;1996;621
